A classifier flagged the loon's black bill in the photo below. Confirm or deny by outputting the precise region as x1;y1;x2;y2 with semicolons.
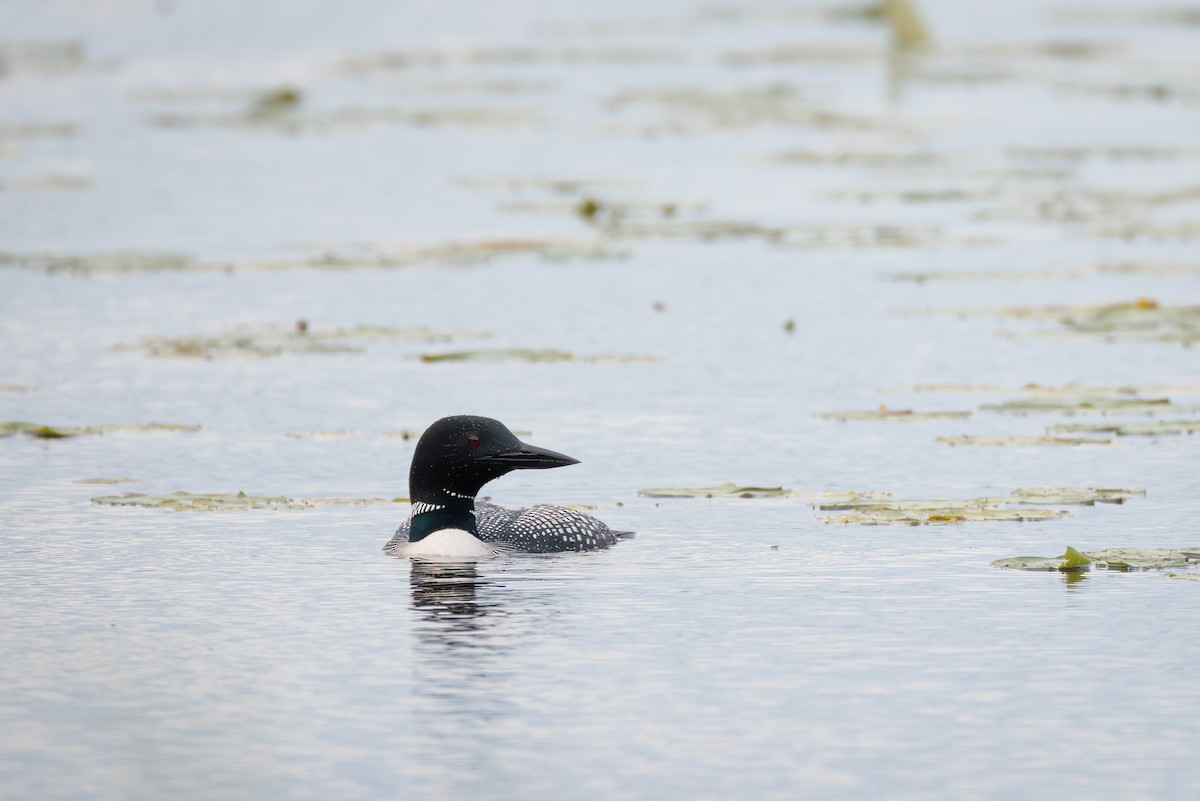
482;442;580;470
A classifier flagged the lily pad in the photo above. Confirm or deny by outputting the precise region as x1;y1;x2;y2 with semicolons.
1165;573;1200;581
116;323;490;359
936;435;1112;447
995;547;1200;572
1;421;200;439
1008;488;1144;505
638;483;790;499
1085;548;1199;570
1051;420;1200;437
993;547;1093;572
817;406;971;421
92;491;404;512
419;348;658;364
980;396;1189;416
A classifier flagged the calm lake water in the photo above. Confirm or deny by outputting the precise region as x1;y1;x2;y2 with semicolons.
2;1;1199;799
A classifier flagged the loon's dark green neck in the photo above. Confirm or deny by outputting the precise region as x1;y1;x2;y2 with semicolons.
408;500;478;542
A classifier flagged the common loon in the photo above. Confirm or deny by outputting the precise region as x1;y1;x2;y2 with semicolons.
385;415;623;558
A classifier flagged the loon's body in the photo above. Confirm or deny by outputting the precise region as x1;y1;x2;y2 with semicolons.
385;415;623;558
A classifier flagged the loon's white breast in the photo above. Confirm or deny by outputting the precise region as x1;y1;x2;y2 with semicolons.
394;528;496;559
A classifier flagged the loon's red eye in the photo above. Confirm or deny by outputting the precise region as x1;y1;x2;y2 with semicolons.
467;434;481;448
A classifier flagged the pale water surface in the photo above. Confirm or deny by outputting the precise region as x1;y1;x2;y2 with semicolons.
2;1;1199;799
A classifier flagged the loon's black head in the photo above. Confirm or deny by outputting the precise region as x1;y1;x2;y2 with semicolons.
408;415;579;508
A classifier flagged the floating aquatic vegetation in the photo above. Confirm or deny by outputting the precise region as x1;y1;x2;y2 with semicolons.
771;149;943;167
92;491;403;512
0;123;80;140
884;0;931;50
0;383;33;393
814;499;1068;526
936;435;1112;447
1;422;200;439
904;299;1200;345
814;487;1140;525
0;238;626;275
419;348;658;364
1007;488;1144;505
340;45;686;73
73;477;136;484
1166;572;1200;581
149;104;541;133
606;84;892;133
639;483;789;499
1008;145;1200;162
719;45;880;66
992;547;1093;572
817;405;971;421
1092;220;1200;241
979;396;1194;416
457;176;645;194
247;87;302;120
994;547;1200;572
0;40;113;76
116;323;490;359
1050;420;1200;437
0;174;92;192
883;383;1007;393
284;430;359;440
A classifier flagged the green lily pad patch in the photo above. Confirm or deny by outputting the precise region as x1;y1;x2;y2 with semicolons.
639;483;790;499
92;491;405;512
995;548;1200;572
817;406;971;421
1;421;200;439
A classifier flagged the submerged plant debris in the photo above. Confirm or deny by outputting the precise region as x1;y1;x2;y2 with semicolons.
92;491;404;512
638;483;790;499
116;324;490;359
813;487;1141;525
419;348;659;364
1;422;200;439
817;406;971;422
994;547;1200;572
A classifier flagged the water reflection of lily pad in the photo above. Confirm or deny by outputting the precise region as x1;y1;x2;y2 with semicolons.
936;435;1112;447
92;491;404;511
419;348;659;364
117;324;490;359
1;422;200;439
639;484;789;499
818;406;971;422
